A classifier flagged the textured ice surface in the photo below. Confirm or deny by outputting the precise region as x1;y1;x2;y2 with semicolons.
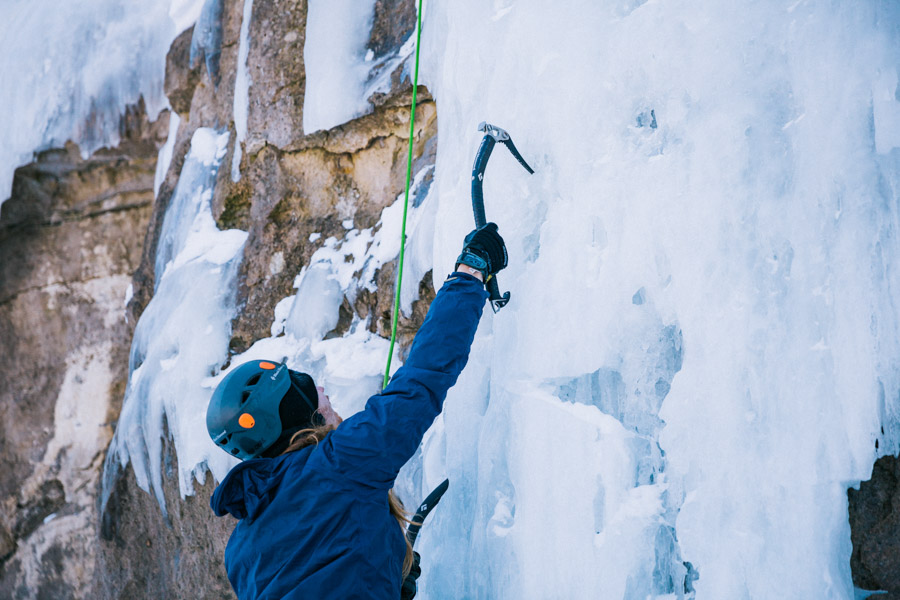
302;0;378;133
190;0;224;87
0;0;205;207
407;1;900;599
101;129;247;512
302;0;417;134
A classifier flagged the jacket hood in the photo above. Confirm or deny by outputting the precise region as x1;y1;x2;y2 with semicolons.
210;457;286;520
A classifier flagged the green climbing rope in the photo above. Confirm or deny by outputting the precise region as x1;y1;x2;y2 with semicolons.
383;0;425;389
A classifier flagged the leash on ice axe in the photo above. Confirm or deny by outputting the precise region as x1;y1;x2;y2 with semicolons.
470;122;535;313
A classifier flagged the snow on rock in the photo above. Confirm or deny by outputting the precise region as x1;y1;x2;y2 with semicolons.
223;166;435;439
101;128;247;512
302;0;378;133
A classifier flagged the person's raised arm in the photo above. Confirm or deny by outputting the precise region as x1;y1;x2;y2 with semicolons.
316;223;508;488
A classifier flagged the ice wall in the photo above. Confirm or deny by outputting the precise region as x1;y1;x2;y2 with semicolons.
409;1;900;599
0;0;205;208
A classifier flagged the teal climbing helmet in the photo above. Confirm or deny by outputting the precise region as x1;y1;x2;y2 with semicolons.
206;359;320;460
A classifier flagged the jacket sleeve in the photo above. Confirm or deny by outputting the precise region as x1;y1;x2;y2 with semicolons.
315;273;489;489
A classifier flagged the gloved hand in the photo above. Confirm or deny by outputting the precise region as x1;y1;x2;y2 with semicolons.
400;551;421;600
455;222;507;278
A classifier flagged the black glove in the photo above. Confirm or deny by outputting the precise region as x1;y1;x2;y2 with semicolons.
400;551;421;600
455;222;507;278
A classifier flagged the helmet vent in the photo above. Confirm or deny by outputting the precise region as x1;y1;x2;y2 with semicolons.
231;448;239;456
241;391;251;405
218;436;230;446
247;374;261;386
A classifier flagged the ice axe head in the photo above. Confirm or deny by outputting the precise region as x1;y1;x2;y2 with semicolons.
477;122;534;175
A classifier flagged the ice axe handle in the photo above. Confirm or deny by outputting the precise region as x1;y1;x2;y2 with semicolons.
470;125;534;313
406;479;450;547
471;136;510;312
471;136;494;229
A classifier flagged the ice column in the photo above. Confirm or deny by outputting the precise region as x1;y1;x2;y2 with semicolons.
102;128;247;514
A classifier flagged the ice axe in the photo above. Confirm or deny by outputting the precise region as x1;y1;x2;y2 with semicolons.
406;478;450;547
470;122;535;313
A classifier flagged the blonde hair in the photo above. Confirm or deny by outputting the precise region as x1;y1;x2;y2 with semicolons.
282;425;416;577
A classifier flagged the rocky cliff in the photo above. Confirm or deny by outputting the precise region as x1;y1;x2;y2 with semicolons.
850;454;900;599
0;0;434;597
0;102;166;598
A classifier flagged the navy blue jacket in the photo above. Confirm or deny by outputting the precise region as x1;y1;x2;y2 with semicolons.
211;273;488;599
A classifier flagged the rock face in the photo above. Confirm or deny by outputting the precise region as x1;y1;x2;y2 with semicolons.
93;437;235;599
369;0;417;60
224;89;437;355
0;101;167;598
0;0;433;598
243;0;307;151
849;454;900;597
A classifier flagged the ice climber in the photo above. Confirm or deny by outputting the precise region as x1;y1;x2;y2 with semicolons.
206;223;508;599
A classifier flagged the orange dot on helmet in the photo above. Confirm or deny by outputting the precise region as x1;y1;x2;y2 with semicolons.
259;361;276;370
238;413;255;429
